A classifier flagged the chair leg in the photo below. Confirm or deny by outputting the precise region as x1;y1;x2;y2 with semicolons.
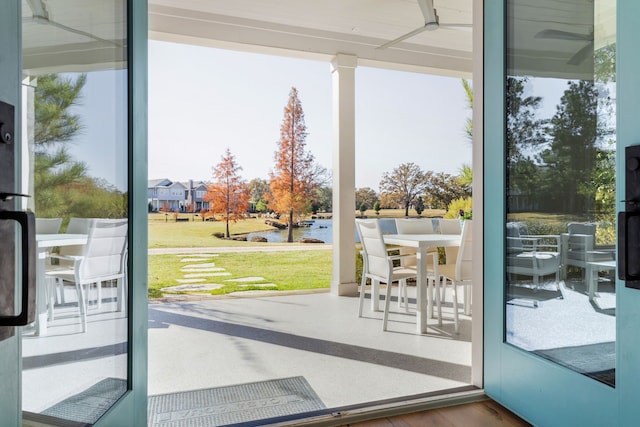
57;278;66;304
452;282;460;334
96;280;102;309
372;280;381;312
398;279;409;312
382;280;393;331
358;274;367;317
76;282;88;333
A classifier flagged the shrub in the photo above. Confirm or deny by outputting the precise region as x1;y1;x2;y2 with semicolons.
444;197;472;219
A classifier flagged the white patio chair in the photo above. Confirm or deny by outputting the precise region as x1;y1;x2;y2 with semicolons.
561;222;615;281
394;218;438;311
438;220;473;334
506;222;561;291
46;219;128;332
357;219;423;331
48;217;93;306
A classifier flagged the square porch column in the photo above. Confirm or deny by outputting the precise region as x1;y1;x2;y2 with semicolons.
331;54;358;296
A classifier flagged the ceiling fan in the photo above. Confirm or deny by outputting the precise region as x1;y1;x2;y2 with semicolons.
534;29;594;65
377;0;472;50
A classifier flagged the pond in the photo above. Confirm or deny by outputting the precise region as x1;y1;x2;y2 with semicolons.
246;218;430;243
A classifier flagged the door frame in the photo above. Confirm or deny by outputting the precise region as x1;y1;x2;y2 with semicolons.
93;0;149;425
483;1;640;425
0;0;22;422
0;0;148;425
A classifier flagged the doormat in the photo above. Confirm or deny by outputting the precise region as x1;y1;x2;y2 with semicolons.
41;377;127;424
148;376;325;427
534;342;615;387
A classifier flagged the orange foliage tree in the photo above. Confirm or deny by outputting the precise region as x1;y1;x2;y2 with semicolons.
205;148;250;238
268;87;320;242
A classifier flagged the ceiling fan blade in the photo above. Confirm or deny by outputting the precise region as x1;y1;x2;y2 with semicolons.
535;29;592;42
25;0;48;19
567;41;594;65
439;23;473;31
377;25;429;49
416;0;437;24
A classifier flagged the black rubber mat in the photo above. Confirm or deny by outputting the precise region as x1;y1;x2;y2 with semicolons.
41;377;127;424
148;376;325;427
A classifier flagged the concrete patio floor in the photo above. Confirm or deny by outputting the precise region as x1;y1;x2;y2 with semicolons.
148;288;473;409
21;283;473;423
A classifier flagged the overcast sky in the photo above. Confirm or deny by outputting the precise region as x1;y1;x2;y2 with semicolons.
147;40;472;191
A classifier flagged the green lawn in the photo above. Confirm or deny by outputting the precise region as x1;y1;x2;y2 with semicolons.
149;216;277;248
149;250;333;297
147;209;440;298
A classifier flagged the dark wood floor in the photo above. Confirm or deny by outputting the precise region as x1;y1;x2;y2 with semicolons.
344;399;532;427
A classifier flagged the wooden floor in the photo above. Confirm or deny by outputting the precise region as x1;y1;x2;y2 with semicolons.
345;400;531;427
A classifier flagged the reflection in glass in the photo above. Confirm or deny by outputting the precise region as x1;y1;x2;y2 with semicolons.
21;0;129;423
505;0;616;387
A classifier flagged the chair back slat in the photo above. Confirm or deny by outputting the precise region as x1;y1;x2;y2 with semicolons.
395;218;437;235
80;219;128;280
36;218;62;234
356;219;390;278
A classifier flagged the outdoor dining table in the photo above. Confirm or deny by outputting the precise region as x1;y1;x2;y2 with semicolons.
383;233;461;334
35;233;88;335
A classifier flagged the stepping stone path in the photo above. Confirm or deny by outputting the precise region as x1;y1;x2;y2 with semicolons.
160;253;275;294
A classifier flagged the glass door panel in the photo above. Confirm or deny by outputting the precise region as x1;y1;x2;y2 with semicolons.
21;0;129;424
505;0;617;386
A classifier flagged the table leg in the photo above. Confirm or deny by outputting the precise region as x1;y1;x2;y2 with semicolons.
416;248;428;333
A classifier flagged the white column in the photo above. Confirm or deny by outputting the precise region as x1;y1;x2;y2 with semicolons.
331;54;357;296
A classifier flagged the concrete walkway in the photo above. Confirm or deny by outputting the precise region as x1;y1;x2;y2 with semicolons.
149;244;332;255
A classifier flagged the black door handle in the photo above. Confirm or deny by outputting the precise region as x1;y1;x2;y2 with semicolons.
0;211;36;326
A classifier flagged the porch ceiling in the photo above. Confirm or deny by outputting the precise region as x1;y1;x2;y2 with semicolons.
148;0;473;78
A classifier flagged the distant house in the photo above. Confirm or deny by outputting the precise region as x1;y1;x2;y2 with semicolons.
181;180;210;212
148;179;210;212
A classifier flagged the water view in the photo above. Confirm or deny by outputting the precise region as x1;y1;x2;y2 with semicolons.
247;218;419;243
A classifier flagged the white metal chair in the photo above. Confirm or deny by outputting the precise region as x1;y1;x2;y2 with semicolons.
48;217;93;306
357;219;420;331
438;220;473;334
561;222;614;280
46;219;128;332
506;222;561;291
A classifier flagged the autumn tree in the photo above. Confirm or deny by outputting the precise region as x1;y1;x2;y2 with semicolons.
269;87;321;242
379;162;427;217
205;148;250;238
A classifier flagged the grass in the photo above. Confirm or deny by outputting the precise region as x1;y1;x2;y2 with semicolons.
147;208;442;298
149;216;278;248
149;250;333;297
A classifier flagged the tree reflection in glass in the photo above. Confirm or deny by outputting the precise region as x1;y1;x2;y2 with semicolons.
505;0;616;387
